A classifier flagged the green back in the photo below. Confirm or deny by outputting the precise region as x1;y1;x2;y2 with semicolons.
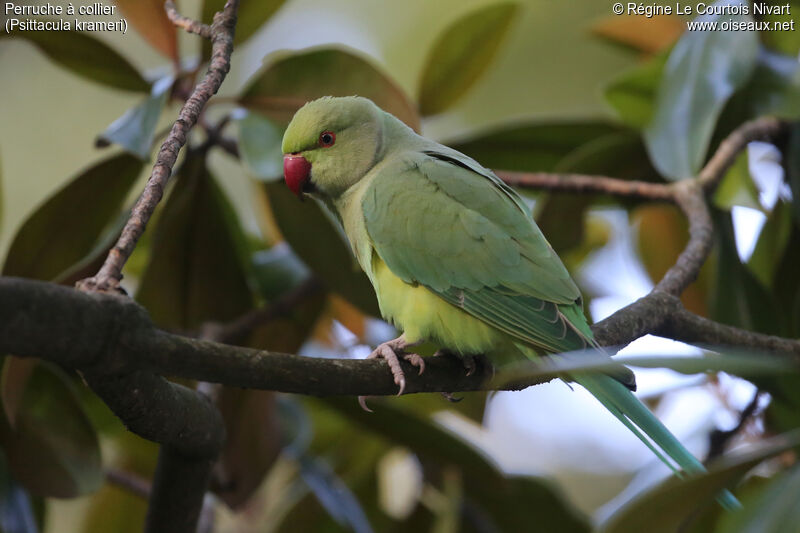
362;147;593;355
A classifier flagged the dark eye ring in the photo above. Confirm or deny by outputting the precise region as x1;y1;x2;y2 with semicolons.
319;131;336;147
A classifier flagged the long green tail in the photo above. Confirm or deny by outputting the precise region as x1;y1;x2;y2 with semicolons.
574;370;740;510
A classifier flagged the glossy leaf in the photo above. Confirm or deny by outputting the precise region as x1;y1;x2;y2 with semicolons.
710;211;779;335
113;0;178;61
600;430;800;533
201;0;286;61
643;1;759;180
716;462;800;533
448;121;625;173
0;362;102;498
786;124;800;226
713;152;761;211
236;110;285;180
298;455;374;533
756;0;800;55
634;204;709;315
261;181;379;316
322;397;590;533
747;201;792;288
604;51;668;129
0;462;39;533
718;51;800;140
1;29;149;92
591;14;682;54
493;350;795;387
537;131;660;253
97;76;172;159
240;47;420;131
0;150;3;234
2;154;143;280
215;389;282;509
136;154;254;330
0;357;35;428
417;3;518;115
82;431;158;532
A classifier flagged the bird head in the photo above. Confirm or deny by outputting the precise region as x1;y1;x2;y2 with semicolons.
281;96;384;199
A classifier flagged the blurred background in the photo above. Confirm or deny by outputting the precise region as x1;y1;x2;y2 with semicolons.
1;0;799;531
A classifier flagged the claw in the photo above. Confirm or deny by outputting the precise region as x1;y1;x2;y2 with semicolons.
441;392;463;403
358;395;374;412
364;335;425;400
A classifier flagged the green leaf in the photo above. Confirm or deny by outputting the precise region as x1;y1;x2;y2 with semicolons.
262;182;379;316
239;46;420;131
0;357;35;428
0;362;102;498
756;0;800;55
747;201;793;288
713;152;761;211
251;244;311;301
0;460;39;533
716;462;800;533
786;124;800;226
97;76;171;159
600;430;800;533
1;29;149;92
447;121;625;172
136;154;255;330
417;3;519;116
298;455;374;533
643;1;759;180
604;50;669;129
236;110;285;180
321;397;590;533
493;350;795;387
537;131;659;253
215;389;281;509
634;203;710;315
2;154;143;280
201;0;287;61
114;0;178;61
710;211;779;335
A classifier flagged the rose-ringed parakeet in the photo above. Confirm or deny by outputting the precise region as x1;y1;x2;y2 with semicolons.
281;96;737;507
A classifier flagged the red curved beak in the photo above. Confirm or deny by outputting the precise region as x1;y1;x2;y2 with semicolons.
283;154;312;197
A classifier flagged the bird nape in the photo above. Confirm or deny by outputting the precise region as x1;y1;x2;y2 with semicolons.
281;95;739;509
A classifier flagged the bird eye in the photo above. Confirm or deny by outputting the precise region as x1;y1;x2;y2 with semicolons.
318;131;335;147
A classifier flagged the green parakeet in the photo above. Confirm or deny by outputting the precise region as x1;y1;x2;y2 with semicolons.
281;96;737;507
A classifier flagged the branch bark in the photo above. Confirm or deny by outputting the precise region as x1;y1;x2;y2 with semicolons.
2;277;798;397
77;0;240;294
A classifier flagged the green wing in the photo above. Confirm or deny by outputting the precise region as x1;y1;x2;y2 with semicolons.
362;148;593;355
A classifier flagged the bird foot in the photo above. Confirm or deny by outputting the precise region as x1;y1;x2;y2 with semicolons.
359;336;425;412
434;349;480;377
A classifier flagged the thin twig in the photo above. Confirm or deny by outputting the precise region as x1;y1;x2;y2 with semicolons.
707;390;763;461
76;0;240;294
698;117;788;191
201;277;324;344
106;468;151;499
495;171;674;201
165;1;212;39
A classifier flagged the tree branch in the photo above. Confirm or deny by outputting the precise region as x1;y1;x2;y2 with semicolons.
77;0;240;294
2;277;798;397
165;1;213;39
494;170;674;200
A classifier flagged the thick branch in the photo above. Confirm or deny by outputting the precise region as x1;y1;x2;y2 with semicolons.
3;278;798;398
77;0;240;294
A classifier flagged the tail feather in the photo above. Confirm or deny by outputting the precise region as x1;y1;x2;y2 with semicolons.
574;371;741;510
